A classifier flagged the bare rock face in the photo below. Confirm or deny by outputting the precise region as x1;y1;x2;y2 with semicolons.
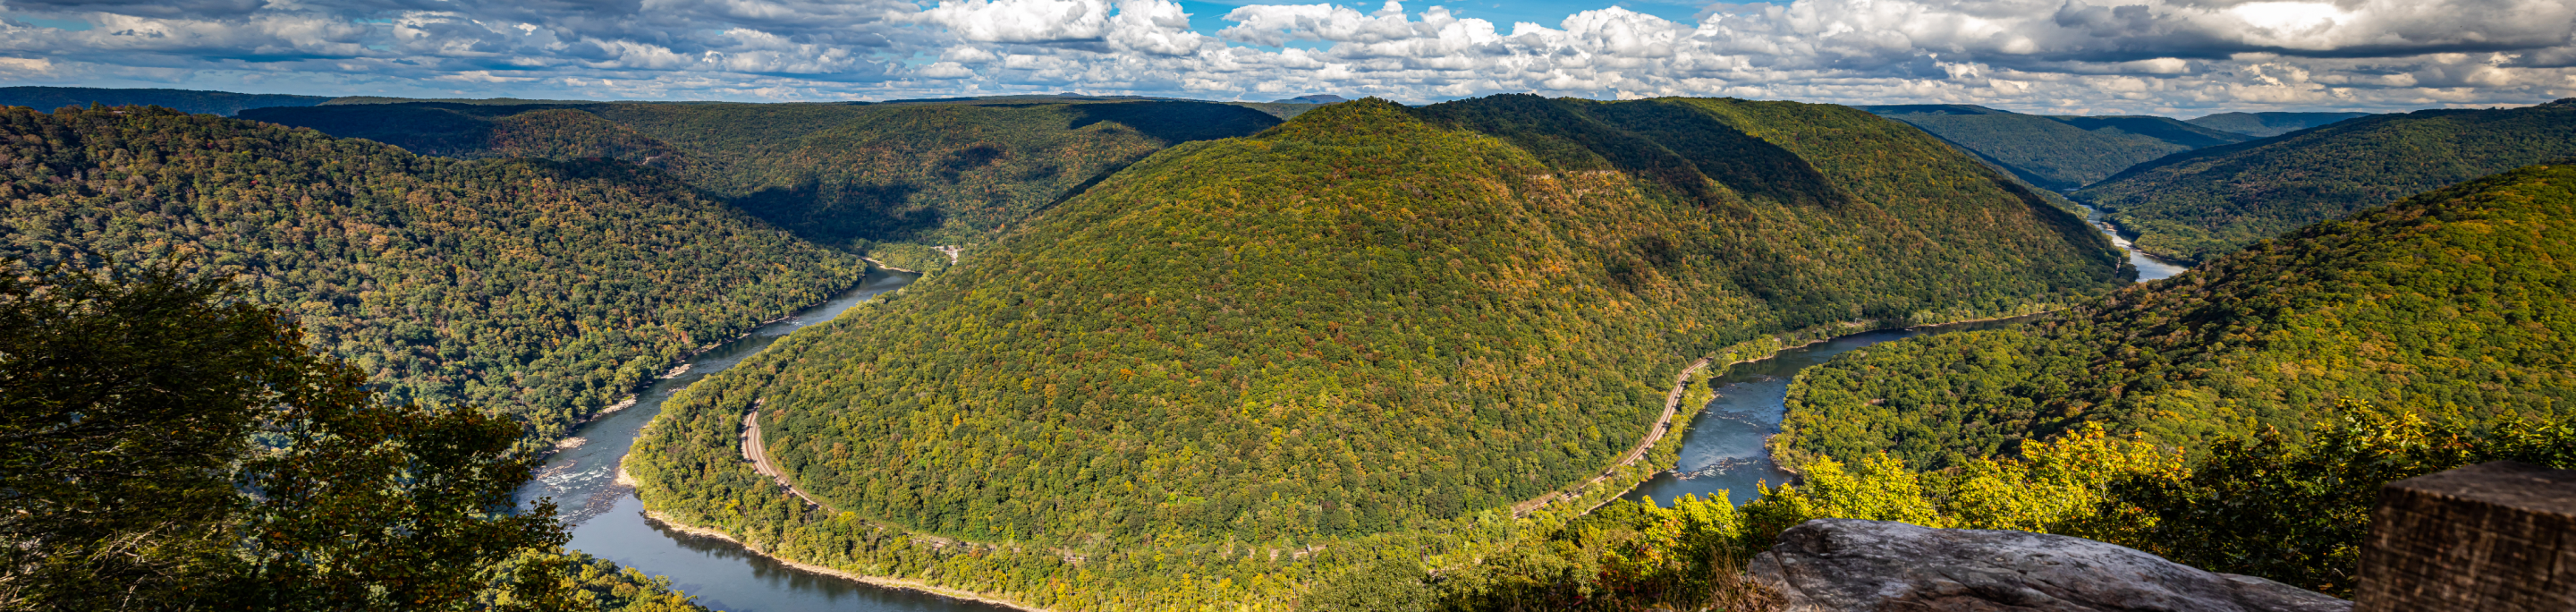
1749;519;2351;612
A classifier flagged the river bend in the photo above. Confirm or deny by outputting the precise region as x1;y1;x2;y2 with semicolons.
1623;208;2188;506
521;206;2188;608
516;268;1005;612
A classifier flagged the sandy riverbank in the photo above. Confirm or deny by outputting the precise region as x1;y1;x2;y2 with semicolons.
631;507;1051;612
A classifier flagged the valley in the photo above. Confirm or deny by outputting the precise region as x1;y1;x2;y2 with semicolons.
622;95;2128;609
8;86;2571;612
2078;99;2576;262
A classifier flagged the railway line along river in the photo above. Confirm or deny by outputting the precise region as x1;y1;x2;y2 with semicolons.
521;205;2188;609
516;268;1008;612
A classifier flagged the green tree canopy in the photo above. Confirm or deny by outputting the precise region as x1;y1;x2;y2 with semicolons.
627;94;2126;610
0;263;568;610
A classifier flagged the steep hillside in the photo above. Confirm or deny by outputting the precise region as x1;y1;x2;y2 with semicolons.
628;96;2124;609
0;106;867;448
1860;105;2251;191
2185;111;2372;137
241;99;1283;247
2076;99;2576;263
1783;162;2576;469
0;86;329;116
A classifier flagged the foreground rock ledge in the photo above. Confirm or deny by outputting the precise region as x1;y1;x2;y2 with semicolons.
1750;519;2351;612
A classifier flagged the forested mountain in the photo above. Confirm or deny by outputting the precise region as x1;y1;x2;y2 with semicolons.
0;86;330;116
2184;111;2372;137
1782;162;2576;470
0;105;867;450
2075;99;2576;262
240;98;1282;249
320;96;604;106
1860;105;2252;191
628;95;2126;609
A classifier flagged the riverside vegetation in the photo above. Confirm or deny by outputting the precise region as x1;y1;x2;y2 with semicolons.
0;97;1279;610
15;90;2546;611
2077;98;2576;262
1753;162;2576;598
627;96;2129;610
1785;162;2576;469
1394;162;2576;609
0;105;869;452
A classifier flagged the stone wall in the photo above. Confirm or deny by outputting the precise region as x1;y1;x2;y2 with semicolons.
2356;461;2576;612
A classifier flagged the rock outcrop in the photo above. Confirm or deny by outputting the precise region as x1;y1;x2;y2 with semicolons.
1750;519;2351;612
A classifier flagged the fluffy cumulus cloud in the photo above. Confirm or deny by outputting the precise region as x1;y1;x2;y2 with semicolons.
0;0;2570;112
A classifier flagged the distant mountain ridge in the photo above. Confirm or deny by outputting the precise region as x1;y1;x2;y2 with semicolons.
1272;94;1348;104
2075;98;2576;262
1859;104;2252;191
0;86;330;116
2185;111;2372;137
242;98;1283;251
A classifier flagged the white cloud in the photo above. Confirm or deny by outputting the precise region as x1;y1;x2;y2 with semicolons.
0;0;2567;112
914;0;1110;44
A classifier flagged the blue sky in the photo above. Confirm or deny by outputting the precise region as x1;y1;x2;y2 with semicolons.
0;0;2570;115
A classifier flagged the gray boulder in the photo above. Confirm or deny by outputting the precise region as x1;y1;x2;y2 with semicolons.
1750;519;2351;612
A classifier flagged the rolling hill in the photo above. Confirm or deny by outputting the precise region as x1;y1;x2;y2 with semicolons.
626;95;2127;610
1783;162;2576;470
0;105;867;449
2075;98;2576;263
2185;111;2372;137
1860;105;2252;191
239;98;1284;254
0;86;330;116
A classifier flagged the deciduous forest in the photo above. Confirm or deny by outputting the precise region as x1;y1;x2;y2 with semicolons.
13;87;2569;612
1784;162;2576;471
628;96;2127;609
241;98;1284;249
0;105;867;450
1859;105;2251;191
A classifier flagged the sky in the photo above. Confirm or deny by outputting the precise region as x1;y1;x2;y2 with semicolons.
1;0;2571;115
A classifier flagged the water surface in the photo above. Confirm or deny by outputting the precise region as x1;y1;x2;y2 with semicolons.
516;268;1005;612
526;201;2198;606
1623;215;2190;507
1617;316;2049;507
2079;203;2191;281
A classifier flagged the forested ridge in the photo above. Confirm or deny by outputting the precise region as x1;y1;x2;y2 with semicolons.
241;98;1283;250
627;95;2125;609
1783;162;2576;471
1859;105;2251;191
2182;111;2371;138
0;105;867;450
2077;98;2576;262
0;87;332;116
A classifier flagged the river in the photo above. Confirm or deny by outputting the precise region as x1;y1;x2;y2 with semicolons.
2080;203;2191;281
515;268;1006;612
1622;207;2189;507
526;206;2188;608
